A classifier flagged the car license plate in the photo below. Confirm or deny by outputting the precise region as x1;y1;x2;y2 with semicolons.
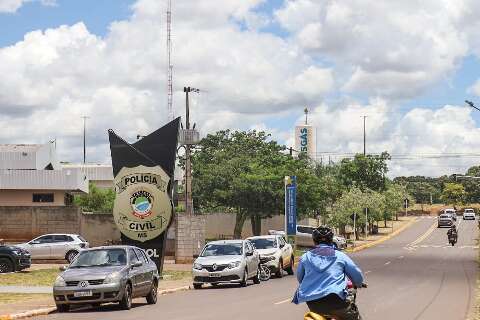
74;291;93;298
209;273;221;278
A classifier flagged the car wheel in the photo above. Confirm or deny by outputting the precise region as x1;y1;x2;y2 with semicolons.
146;280;158;304
276;260;284;278
65;250;78;263
193;283;202;290
253;268;260;284
119;283;132;310
56;304;70;313
0;258;14;273
285;256;295;275
240;268;248;287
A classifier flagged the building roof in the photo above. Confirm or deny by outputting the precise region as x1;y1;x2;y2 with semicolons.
0;143;59;170
0;169;88;193
62;164;114;181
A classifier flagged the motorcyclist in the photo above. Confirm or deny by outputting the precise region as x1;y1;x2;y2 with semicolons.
447;225;458;243
293;226;364;320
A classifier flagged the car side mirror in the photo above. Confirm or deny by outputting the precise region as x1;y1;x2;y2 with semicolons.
193;254;199;259
132;261;143;268
59;266;67;272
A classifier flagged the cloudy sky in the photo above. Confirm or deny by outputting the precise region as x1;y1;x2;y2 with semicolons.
2;0;480;177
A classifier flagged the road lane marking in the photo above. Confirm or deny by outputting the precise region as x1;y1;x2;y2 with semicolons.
398;256;404;259
408;221;437;247
365;270;371;274
384;261;391;265
274;298;291;305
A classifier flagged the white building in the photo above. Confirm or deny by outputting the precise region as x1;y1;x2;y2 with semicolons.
0;143;88;206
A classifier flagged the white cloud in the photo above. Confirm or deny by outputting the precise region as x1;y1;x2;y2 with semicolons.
0;0;333;164
290;100;480;177
275;0;469;100
0;0;56;13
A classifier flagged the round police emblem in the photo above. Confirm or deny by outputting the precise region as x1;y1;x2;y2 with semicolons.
113;165;172;242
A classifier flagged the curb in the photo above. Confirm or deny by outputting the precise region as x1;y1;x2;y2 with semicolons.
346;217;418;253
0;285;192;320
0;307;56;320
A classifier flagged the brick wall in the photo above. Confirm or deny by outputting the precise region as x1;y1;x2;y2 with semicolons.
175;213;206;263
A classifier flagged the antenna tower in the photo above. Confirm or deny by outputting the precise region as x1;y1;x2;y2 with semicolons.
166;0;173;120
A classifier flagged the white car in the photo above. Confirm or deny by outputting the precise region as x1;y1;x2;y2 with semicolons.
442;208;457;221
463;208;476;220
16;234;89;263
247;235;294;278
290;225;348;250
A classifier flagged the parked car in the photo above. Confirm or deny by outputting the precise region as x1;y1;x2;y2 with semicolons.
16;234;89;263
192;240;260;289
0;245;31;273
294;225;348;249
442;208;457;221
247;235;294;277
53;246;159;312
437;213;454;228
463;208;476;220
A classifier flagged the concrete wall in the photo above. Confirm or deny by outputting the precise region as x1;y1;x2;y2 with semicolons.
175;214;206;263
0;206;81;241
80;213;121;247
0;190;66;206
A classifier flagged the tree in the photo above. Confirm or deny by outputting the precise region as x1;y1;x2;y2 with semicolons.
190;130;322;237
405;182;436;211
441;183;466;206
383;183;413;225
74;183;115;213
462;165;480;203
339;152;391;191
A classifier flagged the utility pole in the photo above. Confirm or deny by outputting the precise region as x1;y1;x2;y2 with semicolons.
362;115;367;156
81;116;89;164
304;107;309;125
166;0;173;120
183;87;199;216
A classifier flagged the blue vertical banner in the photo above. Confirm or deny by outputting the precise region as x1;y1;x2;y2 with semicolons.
285;176;297;236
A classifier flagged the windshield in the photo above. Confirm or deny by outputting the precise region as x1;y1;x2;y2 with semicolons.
250;238;277;249
70;249;127;268
465;209;474;213
439;214;450;219
201;243;243;257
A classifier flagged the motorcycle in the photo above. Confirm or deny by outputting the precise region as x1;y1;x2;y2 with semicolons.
258;256;276;281
448;235;457;246
304;281;367;320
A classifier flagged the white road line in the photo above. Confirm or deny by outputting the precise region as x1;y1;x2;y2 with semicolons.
274;299;291;305
398;256;404;259
365;270;372;274
384;261;391;265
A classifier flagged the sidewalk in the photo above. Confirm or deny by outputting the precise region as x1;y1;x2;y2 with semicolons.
347;216;417;252
0;263;193;318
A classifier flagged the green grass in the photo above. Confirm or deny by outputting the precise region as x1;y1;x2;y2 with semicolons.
0;293;51;304
161;270;192;281
0;268;60;286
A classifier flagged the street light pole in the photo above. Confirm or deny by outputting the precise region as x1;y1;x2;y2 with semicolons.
81;116;89;164
362;115;367;156
183;87;199;216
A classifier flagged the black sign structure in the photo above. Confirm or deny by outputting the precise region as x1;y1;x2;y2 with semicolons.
108;118;180;273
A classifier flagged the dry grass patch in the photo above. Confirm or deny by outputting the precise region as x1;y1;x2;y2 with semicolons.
0;268;59;286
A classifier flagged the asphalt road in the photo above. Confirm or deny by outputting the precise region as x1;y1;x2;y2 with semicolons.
37;216;478;320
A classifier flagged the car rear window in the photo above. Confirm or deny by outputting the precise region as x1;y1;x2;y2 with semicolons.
464;209;474;213
77;235;87;242
439;214;450;218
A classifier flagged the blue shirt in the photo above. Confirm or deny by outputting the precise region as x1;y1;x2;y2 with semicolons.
292;244;364;304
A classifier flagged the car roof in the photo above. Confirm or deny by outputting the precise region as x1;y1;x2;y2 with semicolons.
247;235;277;240
81;245;139;251
36;233;80;237
206;240;244;245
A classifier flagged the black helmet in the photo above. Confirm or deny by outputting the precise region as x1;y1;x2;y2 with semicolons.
312;226;334;245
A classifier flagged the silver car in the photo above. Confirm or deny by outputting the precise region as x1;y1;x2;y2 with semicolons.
16;234;89;263
53;246;159;312
192;240;260;289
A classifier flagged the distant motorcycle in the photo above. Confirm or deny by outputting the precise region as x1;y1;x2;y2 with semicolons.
258;256;275;281
448;235;457;246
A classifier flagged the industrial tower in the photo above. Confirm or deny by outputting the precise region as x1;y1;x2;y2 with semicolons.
167;0;173;120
